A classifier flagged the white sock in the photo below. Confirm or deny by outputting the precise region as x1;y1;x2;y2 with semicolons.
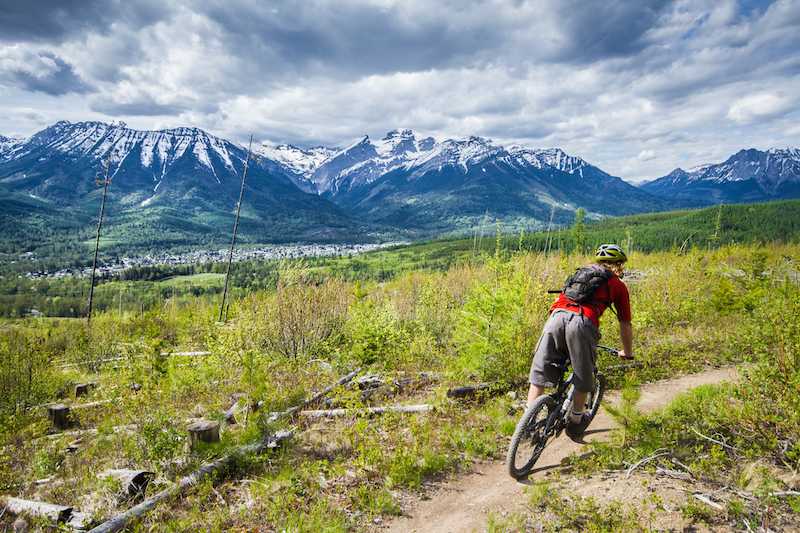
570;410;585;423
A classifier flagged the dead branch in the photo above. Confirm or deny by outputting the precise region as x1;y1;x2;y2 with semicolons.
690;427;738;451
655;466;692;481
267;368;361;423
447;377;526;400
300;404;433;418
693;493;724;511
87;431;291;533
625;450;669;478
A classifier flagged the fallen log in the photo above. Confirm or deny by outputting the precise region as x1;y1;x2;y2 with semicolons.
446;383;492;399
87;430;292;533
300;404;433;418
267;368;361;423
447;378;527;400
41;424;137;441
1;496;72;523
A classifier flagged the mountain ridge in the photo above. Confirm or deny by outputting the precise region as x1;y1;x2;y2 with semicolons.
3;120;799;250
642;147;800;203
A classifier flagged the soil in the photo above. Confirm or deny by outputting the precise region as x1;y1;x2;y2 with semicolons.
382;366;740;533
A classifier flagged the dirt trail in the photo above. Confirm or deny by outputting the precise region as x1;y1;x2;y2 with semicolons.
384;366;739;533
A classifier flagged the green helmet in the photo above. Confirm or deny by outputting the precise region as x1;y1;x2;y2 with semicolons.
595;244;627;263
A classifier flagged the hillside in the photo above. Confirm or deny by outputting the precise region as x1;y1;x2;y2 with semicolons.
2;243;798;531
317;199;800;277
4;199;798;319
0;122;365;258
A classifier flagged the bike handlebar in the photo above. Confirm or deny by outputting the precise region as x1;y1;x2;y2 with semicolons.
598;344;635;360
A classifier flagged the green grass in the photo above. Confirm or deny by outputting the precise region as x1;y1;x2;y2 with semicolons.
157;273;225;288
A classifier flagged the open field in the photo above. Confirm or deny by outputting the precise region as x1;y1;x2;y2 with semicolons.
2;241;799;530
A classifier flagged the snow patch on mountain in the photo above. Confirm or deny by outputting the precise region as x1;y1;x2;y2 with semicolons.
507;146;590;175
0;135;24;160
309;129;438;194
258;143;336;177
408;136;502;175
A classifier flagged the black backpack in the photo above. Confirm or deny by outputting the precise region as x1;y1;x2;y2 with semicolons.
547;265;617;315
556;265;612;304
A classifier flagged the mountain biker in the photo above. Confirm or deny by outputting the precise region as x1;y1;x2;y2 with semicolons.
526;243;634;441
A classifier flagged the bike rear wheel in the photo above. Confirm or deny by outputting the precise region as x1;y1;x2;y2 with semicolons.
506;395;557;480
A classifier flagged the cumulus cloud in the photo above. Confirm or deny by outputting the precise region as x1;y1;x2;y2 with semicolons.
727;92;793;123
0;0;798;181
638;149;657;161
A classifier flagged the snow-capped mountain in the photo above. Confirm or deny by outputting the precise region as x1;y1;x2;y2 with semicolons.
321;133;668;232
269;130;613;199
0;134;22;157
257;143;337;193
0;121;359;242
642;148;800;203
308;129;436;196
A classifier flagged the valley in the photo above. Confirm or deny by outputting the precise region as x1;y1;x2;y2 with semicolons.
4;122;799;272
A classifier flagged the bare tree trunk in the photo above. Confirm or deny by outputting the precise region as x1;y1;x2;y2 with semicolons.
219;136;253;323
88;158;112;324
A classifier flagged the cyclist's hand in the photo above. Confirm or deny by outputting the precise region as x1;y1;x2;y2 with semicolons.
618;350;634;360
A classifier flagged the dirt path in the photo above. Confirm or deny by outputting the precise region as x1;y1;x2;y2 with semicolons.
384;366;740;533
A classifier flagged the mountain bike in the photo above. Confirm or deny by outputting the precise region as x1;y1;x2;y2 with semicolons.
506;345;622;480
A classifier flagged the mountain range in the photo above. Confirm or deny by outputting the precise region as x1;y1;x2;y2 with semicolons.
642;148;800;203
1;121;799;257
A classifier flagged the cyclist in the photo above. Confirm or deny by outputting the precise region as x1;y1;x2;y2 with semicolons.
526;243;634;441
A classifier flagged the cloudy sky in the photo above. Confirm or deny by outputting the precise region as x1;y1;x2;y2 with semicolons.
0;0;798;182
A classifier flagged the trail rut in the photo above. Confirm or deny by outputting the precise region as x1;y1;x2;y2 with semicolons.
383;366;739;533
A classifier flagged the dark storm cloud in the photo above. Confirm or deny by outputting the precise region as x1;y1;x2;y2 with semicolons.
199;0;503;78
1;51;92;95
0;0;167;43
89;97;189;117
544;0;672;63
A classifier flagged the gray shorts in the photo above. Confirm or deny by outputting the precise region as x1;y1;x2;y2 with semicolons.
529;309;600;393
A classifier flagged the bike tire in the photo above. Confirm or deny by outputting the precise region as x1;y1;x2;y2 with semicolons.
506;395;557;480
587;373;606;420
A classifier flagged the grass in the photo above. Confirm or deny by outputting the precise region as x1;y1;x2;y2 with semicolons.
1;243;800;530
156;272;225;288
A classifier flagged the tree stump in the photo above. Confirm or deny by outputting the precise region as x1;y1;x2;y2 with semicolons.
74;382;97;398
46;404;70;430
99;469;155;499
187;420;220;448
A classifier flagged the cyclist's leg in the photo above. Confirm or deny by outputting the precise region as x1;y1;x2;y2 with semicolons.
527;312;569;407
564;315;600;416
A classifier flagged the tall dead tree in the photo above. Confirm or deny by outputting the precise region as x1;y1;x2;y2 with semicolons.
87;157;112;324
219;135;253;322
544;204;556;255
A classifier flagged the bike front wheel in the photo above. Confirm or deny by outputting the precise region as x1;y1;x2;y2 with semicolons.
506;395;558;480
586;372;606;420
